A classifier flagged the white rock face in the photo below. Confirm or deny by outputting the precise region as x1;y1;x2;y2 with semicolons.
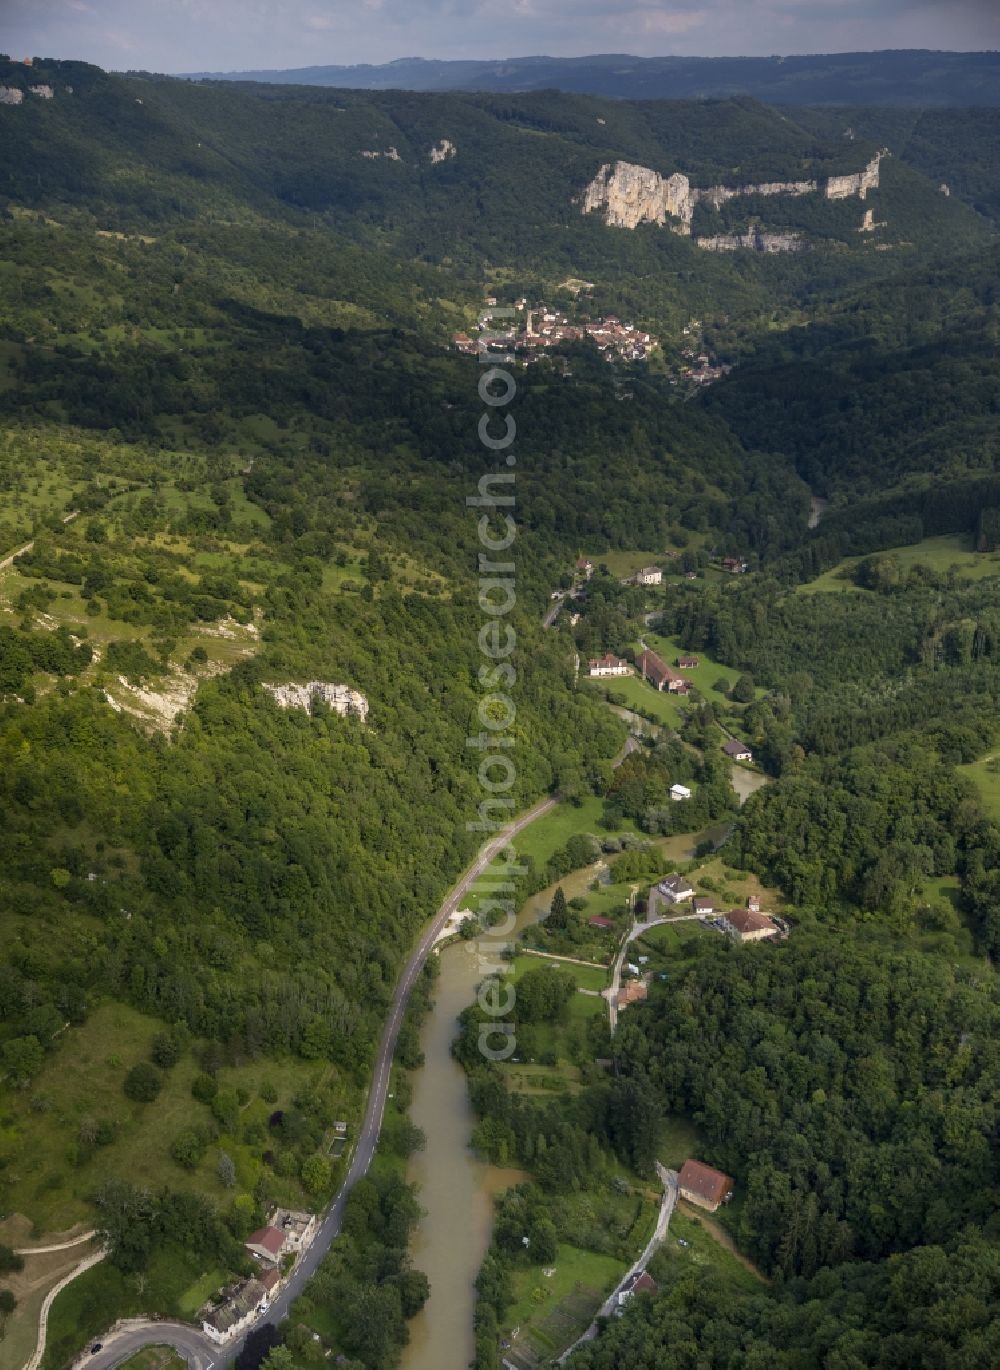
697;229;806;253
824;152;882;199
263;681;369;721
581;161;694;231
360;146;401;161
0;87;24;105
429;138;456;163
30;85;54;99
581;152;884;234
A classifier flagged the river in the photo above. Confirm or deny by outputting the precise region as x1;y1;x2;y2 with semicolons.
401;859;603;1370
400;737;770;1369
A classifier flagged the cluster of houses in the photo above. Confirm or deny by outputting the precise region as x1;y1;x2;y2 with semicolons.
199;1208;316;1344
677;341;734;388
650;875;784;943
587;646;705;700
453;303;659;366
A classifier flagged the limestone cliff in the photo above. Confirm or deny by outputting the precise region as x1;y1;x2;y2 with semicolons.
581;152;884;235
697;229;806;253
429;138;456;163
580;161;693;231
263;681;369;721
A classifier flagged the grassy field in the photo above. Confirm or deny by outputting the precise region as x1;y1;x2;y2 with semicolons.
799;535;1000;595
587;672;687;728
958;752;1000;823
501;1242;628;1368
639;630;748;699
0;1240;99;1370
654;1205;765;1292
40;1254;201;1370
118;1349;187;1370
0;1001;344;1230
587;548;665;578
509;795;623;869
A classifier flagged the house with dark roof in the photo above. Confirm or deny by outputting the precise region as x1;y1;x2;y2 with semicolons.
636;649;688;694
677;1159;734;1212
201;1278;269;1345
722;738;753;762
693;896;714;915
658;873;695;903
677;655;699;669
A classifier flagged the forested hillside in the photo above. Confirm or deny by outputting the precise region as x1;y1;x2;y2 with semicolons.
187;50;1000;108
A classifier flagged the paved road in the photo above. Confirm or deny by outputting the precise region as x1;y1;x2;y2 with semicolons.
79;796;559;1370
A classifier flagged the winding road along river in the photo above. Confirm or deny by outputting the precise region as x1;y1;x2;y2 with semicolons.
80;797;557;1370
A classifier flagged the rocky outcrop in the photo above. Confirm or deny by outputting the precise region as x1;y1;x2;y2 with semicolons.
429;138;456;163
582;152;884;234
0;87;24;105
697;229;806;253
30;85;54;99
263;681;369;721
360;146;401;161
580;161;693;231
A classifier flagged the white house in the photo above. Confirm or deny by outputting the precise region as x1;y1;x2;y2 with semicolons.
589;653;630;677
635;566;663;586
670;784;692;801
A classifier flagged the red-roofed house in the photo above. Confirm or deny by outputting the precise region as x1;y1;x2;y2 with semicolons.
678;1159;734;1212
723;908;778;942
618;1269;657;1305
245;1226;284;1264
588;915;614;930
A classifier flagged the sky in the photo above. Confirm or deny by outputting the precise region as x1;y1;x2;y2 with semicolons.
3;0;999;75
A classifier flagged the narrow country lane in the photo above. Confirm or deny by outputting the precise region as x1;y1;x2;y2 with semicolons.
75;795;559;1370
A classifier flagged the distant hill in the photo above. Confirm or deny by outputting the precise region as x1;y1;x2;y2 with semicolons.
182;50;1000;107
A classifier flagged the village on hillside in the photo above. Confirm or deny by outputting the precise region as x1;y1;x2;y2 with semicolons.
453;297;659;366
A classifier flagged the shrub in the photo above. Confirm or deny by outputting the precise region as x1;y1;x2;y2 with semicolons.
191;1072;218;1103
123;1061;162;1103
150;1031;180;1069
